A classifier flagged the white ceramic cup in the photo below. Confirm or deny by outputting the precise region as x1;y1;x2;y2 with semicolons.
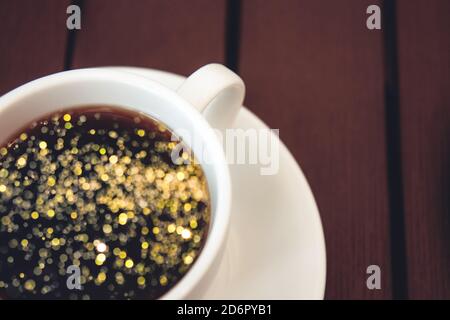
0;63;245;299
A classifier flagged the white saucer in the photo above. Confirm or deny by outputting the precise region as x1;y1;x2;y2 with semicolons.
107;67;326;299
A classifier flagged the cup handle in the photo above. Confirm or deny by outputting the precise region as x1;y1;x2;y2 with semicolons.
176;63;245;131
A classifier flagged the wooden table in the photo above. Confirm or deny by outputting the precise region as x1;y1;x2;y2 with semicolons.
1;0;449;299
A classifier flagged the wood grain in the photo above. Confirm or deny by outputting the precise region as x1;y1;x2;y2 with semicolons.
0;0;70;95
239;0;391;299
71;0;227;76
397;0;450;299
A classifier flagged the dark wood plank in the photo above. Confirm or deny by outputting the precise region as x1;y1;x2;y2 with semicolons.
72;0;226;75
397;0;450;299
0;0;70;95
239;0;391;299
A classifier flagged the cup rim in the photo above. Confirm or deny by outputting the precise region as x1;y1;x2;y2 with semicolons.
0;68;232;299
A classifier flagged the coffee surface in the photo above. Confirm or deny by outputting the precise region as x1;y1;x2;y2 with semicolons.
0;106;210;299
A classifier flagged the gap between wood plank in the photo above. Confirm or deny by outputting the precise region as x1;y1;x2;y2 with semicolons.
225;0;242;72
382;0;408;300
64;0;84;70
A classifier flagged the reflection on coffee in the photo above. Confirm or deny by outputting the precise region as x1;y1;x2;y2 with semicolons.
0;106;210;299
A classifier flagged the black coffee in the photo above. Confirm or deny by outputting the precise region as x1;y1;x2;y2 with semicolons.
0;106;210;299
